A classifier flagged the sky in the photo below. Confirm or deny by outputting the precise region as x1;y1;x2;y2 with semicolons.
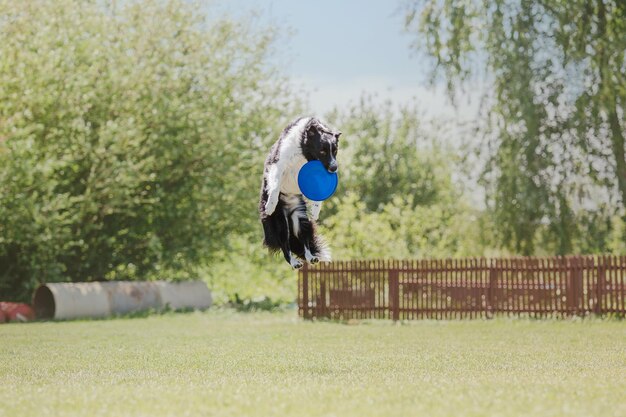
210;0;479;119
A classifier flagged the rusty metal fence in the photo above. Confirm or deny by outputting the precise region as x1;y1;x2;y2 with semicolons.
298;256;626;320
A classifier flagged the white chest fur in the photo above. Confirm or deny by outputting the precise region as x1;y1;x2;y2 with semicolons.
280;156;307;195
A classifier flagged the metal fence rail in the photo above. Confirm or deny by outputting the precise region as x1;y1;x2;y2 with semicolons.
298;256;626;320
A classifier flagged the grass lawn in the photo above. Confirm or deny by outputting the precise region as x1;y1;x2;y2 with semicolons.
0;311;624;417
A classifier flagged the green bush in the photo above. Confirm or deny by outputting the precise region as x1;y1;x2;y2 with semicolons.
203;235;296;305
320;99;489;260
323;193;485;260
0;0;294;300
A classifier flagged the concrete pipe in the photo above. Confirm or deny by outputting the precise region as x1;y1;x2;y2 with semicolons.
32;281;212;320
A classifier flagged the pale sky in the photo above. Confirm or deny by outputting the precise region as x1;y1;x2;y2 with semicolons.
210;0;479;119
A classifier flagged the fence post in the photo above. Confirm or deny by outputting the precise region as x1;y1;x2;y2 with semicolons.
320;276;328;318
488;258;497;317
568;256;578;315
566;256;582;314
389;266;400;321
596;257;605;315
575;256;583;314
302;264;309;319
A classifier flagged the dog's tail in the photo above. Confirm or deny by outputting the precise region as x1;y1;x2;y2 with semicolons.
314;232;332;262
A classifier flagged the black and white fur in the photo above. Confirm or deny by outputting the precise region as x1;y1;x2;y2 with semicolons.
259;117;341;269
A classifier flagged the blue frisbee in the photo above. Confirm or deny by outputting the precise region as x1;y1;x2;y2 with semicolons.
298;160;338;201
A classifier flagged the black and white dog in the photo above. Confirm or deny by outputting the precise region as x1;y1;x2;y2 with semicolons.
259;117;341;269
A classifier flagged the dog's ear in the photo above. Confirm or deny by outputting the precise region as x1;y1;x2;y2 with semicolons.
306;120;321;138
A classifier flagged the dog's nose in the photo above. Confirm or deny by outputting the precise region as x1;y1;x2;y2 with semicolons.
328;165;338;173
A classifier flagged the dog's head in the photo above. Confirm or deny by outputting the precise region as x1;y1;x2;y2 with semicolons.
302;119;341;173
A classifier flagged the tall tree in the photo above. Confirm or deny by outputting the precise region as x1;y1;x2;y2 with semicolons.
404;0;626;254
322;98;486;259
0;0;294;299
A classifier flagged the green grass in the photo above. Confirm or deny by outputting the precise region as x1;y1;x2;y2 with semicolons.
1;311;624;417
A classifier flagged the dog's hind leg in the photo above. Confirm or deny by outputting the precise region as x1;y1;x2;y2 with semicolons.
305;221;331;263
277;208;303;269
296;215;322;264
288;197;319;264
304;245;319;264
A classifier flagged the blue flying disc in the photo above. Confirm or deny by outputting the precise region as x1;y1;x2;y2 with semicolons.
298;160;338;201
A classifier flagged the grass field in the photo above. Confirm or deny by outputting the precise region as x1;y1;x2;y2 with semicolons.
1;311;624;417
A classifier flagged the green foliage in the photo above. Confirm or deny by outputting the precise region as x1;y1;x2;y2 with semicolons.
326;99;441;212
607;216;626;254
202;235;296;305
323;193;485;259
405;0;626;255
0;0;294;300
321;98;487;260
204;98;490;304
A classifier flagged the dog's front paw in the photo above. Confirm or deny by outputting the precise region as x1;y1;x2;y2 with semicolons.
290;258;303;269
305;251;319;264
310;201;322;221
264;193;279;216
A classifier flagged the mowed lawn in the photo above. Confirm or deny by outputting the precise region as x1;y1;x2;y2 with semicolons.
0;311;624;417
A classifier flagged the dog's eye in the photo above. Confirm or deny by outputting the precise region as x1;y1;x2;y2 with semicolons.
320;150;327;155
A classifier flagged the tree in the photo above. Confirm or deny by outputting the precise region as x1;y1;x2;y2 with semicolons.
322;98;487;259
325;97;454;213
203;98;495;305
0;0;295;300
404;0;626;254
